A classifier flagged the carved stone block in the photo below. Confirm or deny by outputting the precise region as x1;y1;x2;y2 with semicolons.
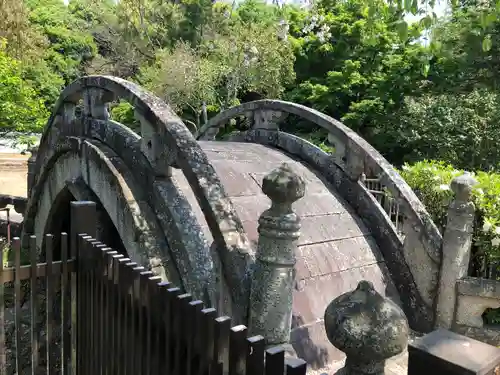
408;329;500;375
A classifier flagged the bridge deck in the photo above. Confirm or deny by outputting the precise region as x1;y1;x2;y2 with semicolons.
173;141;408;372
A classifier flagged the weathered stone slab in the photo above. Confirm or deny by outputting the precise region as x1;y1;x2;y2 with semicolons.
295;236;384;280
298;213;371;246
229;193;347;222
293;262;400;326
250;172;332;195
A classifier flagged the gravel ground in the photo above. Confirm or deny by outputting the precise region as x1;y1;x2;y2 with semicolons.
0;153;29;198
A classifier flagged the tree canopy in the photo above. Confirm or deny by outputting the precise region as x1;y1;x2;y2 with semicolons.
0;0;499;170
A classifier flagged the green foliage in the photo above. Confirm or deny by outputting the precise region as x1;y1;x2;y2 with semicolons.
139;41;221;115
373;89;500;170
1;0;499;185
286;0;429;138
0;41;49;135
110;101;140;132
429;5;500;93
399;161;460;230
27;0;97;83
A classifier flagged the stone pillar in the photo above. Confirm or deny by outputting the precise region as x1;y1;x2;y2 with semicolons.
435;172;478;329
27;146;39;198
324;281;409;375
248;162;306;347
253;109;287;130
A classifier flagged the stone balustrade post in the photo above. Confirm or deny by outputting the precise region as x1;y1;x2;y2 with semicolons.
27;146;39;198
248;162;305;348
325;280;409;375
253;109;287;130
435;172;478;329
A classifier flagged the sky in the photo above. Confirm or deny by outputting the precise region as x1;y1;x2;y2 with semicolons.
406;0;449;23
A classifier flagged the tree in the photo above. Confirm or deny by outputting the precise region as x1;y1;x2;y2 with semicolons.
286;0;428;137
206;20;296;108
428;4;500;93
139;41;220;125
0;40;49;136
26;0;98;84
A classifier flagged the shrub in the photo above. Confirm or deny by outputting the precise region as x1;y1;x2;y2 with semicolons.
399;160;500;274
110;101;140;133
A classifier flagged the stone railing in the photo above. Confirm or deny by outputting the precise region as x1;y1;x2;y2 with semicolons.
245;164;500;374
25;75;255;321
197;100;442;331
431;172;500;346
454;277;500;345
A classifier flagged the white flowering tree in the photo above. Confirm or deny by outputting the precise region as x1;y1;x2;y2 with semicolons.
204;16;296;109
138;41;220;125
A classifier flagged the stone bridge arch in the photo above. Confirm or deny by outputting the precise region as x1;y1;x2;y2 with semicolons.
22;76;255;319
197;99;445;332
17;76;452;368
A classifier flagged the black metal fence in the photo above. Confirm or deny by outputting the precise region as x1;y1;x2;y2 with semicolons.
0;226;308;374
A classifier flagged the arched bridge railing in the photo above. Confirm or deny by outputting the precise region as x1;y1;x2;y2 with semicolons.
197;100;443;329
28;75;255;319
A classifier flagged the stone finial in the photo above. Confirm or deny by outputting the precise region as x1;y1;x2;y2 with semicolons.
324;281;409;375
262;162;305;206
248;163;305;348
435;172;478;329
450;172;478;202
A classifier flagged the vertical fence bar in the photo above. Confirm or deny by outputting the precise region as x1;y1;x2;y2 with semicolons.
60;233;69;375
145;275;162;375
213;316;231;375
30;235;39;375
164;287;180;374
109;254;119;375
245;335;265;375
152;281;170;375
45;234;55;374
88;240;96;375
198;308;216;375
90;241;104;375
123;261;137;375
138;271;153;375
69;229;78;375
70;201;97;375
173;293;192;375
83;235;93;375
102;248;117;375
115;257;130;375
228;325;247;375
79;235;92;375
140;271;153;374
104;250;117;375
187;300;204;375
110;254;123;374
285;357;308;375
97;246;112;375
265;347;285;375
142;275;151;375
132;265;144;375
13;237;22;374
89;241;98;375
0;230;5;374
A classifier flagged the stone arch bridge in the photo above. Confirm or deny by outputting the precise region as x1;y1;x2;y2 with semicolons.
1;76;444;370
